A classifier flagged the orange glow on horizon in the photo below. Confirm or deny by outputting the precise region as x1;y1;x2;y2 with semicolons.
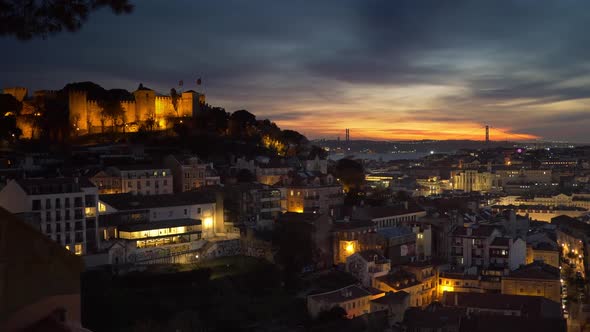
275;117;538;141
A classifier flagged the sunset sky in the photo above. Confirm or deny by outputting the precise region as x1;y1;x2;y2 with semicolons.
1;1;590;142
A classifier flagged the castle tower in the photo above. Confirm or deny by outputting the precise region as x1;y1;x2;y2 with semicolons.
133;85;156;122
68;90;88;132
181;90;206;117
3;87;28;102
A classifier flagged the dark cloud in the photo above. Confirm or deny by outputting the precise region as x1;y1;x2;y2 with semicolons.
1;0;590;141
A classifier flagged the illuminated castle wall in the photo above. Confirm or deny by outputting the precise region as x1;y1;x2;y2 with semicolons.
3;85;206;137
68;87;205;133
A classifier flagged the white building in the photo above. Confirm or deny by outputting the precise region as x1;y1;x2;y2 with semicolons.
0;178;99;255
96;192;225;265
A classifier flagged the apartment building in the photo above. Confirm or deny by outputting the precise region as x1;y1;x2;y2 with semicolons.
0;177;99;255
91;165;173;195
164;155;220;193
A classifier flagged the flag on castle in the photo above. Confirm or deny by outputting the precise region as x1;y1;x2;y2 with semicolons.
196;78;202;85
178;80;183;86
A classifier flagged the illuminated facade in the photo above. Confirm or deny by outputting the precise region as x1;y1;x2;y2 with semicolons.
3;85;205;137
526;243;559;268
374;266;437;307
554;215;589;279
285;184;343;216
501;261;561;303
332;220;380;265
97;192;222;264
450;170;499;193
307;285;384;319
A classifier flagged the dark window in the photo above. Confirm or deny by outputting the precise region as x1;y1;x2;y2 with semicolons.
55;198;61;209
86;218;96;228
74;209;83;219
74;197;83;207
45;198;51;209
46;223;51;233
65;222;71;232
184;209;187;215
45;211;52;222
65;233;71;244
55;212;61;222
146;180;150;187
85;195;95;206
75;221;83;231
197;208;202;214
65;198;70;208
56;223;61;232
75;232;84;242
65;210;71;220
56;234;61;242
32;200;41;210
163;180;168;186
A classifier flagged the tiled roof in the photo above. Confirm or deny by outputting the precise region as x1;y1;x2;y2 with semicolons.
441;291;561;318
371;291;409;305
375;270;419;290
506;261;559;280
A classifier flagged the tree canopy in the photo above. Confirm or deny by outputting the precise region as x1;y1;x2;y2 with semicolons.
0;0;134;40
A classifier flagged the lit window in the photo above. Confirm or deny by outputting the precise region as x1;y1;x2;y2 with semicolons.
75;244;82;255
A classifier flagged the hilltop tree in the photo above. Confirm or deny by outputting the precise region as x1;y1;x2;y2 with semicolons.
228;109;257;138
333;158;365;192
0;93;22;140
170;88;181;117
98;97;124;131
0;0;134;40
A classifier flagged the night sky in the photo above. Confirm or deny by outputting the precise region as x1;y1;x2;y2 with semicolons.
2;0;590;142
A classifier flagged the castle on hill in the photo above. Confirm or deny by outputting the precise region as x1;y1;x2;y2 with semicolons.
3;83;205;138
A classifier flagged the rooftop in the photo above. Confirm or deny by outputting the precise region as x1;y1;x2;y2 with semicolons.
14;177;95;195
356;250;389;264
376;226;414;239
375;269;420;290
371;291;409;305
352;203;425;220
442;292;560;318
452;224;499;238
506;261;559;280
308;284;372;303
99;192;215;210
117;218;202;232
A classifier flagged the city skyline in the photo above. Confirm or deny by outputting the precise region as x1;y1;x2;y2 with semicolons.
2;1;590;142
